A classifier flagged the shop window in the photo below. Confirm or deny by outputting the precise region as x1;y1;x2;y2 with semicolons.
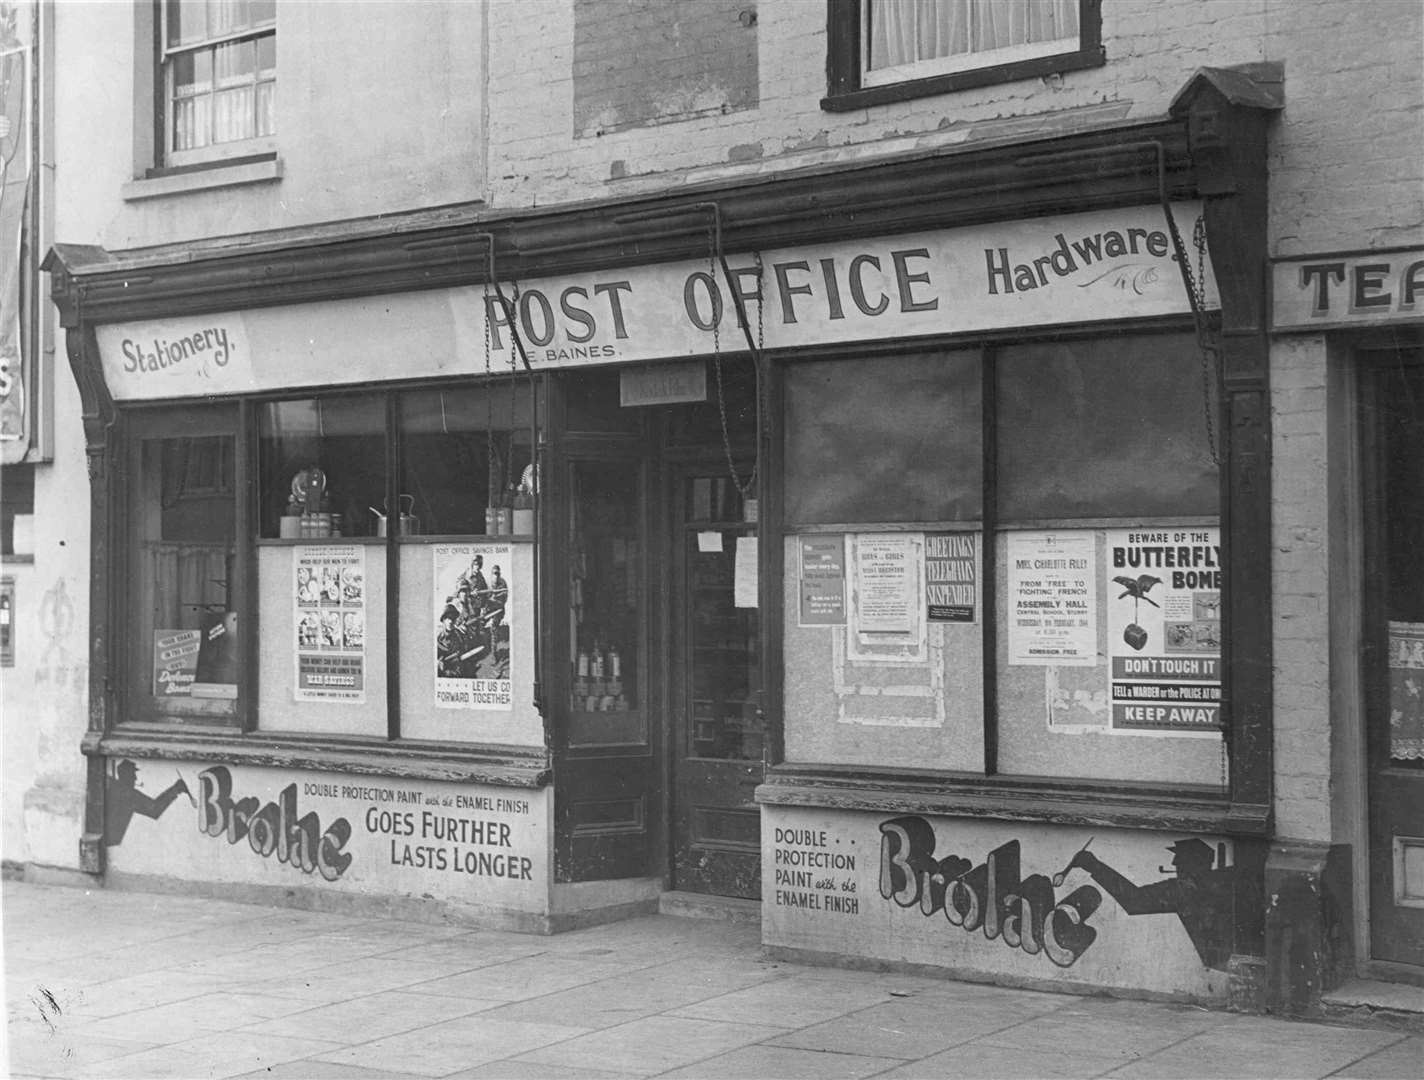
784;350;981;525
997;336;1218;522
780;330;1221;785
160;0;277;169
259;394;385;539
823;0;1103;111
127;408;242;724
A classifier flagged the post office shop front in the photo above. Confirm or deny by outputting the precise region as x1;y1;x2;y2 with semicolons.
45;77;1285;1002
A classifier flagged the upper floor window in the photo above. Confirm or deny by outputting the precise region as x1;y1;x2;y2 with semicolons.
824;0;1103;111
161;0;276;167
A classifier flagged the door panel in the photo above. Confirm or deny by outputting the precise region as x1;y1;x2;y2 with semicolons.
553;450;662;883
671;473;763;898
1366;349;1424;967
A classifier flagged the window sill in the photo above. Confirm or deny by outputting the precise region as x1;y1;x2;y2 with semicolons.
757;763;1269;837
122;157;283;202
823;46;1105;113
88;727;551;788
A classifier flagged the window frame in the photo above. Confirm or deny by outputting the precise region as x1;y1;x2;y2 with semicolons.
157;0;277;170
823;0;1105;113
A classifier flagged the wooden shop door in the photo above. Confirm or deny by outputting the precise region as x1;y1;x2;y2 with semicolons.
668;466;763;899
1364;346;1424;972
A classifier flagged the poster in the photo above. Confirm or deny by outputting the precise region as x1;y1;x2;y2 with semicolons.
152;629;201;696
925;532;977;623
1007;532;1096;665
434;543;512;709
799;535;846;626
0;1;33;462
294;546;366;702
1105;528;1221;734
734;536;758;608
848;533;925;661
1387;621;1424;760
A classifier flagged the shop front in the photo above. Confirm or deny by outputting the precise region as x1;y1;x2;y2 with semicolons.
45;69;1286;1002
1272;246;1424;990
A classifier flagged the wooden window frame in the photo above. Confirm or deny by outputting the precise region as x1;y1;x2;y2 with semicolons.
156;0;277;170
823;0;1105;113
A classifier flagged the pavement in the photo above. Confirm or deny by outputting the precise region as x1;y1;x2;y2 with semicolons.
2;879;1421;1080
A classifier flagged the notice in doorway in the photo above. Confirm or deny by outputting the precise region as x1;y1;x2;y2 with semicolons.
434;543;512;709
734;536;758;608
294;545;366;702
1007;532;1096;665
1105;528;1221;734
1386;621;1424;760
924;533;977;623
799;535;846;626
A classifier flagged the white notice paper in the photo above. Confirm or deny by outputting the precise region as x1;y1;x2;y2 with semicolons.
734;536;758;608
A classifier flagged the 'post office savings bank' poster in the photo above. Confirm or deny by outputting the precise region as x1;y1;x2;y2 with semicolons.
294;545;366;702
1105;527;1221;734
434;543;512;709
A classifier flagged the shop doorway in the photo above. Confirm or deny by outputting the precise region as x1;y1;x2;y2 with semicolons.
1364;346;1424;971
667;466;763;899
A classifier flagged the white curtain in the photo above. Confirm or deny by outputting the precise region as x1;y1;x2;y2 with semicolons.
869;0;1080;70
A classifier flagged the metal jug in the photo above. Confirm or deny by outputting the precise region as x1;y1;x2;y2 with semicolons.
370;495;420;536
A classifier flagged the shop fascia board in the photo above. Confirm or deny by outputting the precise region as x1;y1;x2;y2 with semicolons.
757;765;1271;839
43;116;1196;328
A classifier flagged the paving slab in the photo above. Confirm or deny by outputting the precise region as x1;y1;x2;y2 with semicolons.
6;879;1424;1080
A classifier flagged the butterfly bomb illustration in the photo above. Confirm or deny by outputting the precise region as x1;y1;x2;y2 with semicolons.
1113;574;1162;651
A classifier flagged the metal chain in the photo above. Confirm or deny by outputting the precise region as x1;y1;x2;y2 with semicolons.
484;282;494;494
714;251;759;500
1193;216;1221;468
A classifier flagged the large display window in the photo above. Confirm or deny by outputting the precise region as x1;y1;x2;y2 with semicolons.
779;330;1222;787
121;381;542;748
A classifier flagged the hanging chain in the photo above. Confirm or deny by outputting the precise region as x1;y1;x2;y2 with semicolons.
713;245;760;500
1163;207;1222;469
484;283;495;491
507;281;520;497
1193;216;1221;468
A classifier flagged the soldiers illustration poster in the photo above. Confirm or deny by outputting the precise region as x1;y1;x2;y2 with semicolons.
293;545;366;702
434;543;512;709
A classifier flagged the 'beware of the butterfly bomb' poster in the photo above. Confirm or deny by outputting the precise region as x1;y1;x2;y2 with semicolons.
1105;527;1221;735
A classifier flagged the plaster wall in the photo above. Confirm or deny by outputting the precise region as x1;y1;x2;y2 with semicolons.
46;0;485;253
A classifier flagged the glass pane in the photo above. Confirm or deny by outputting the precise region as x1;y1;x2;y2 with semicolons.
687;530;761;760
664;357;756;447
134;432;239;718
398;384;536;537
569;461;640;715
997;332;1218;521
784;351;981;524
1380;359;1424;765
213;38;254;84
166;0;207;46
259;395;387;539
868;0;1078;68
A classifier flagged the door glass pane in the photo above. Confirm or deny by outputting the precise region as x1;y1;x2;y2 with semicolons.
1381;360;1424;766
569;460;641;737
685;513;761;761
134;431;239;719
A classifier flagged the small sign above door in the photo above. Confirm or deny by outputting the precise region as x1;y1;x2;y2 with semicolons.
620;361;708;407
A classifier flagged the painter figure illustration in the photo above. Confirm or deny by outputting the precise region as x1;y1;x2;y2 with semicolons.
1064;837;1235;971
103;758;192;846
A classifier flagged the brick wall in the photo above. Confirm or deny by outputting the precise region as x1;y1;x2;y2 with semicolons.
1271;335;1332;842
572;0;758;139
